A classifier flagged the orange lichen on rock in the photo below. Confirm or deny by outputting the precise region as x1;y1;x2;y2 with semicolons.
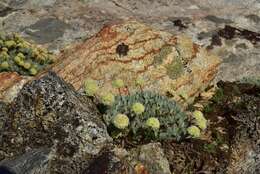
0;21;221;106
54;20;221;105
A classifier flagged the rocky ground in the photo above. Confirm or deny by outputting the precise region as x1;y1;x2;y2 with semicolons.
0;0;259;174
0;0;259;81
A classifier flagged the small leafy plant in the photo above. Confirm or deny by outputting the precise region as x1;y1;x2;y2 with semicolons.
84;78;208;142
0;33;54;75
103;90;189;141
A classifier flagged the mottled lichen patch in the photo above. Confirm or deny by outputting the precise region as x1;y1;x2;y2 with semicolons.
165;56;184;80
153;45;172;65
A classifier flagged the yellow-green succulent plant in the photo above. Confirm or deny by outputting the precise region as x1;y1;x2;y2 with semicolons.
132;102;145;115
112;79;124;88
0;33;54;75
84;79;99;97
113;114;129;129
103;91;189;141
101;92;115;106
187;125;201;138
146;117;160;129
193;110;207;130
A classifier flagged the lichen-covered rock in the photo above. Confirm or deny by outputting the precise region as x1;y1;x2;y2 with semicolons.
0;21;221;106
54;20;221;106
127;143;171;174
0;101;9;157
216;81;260;174
0;148;50;174
204;81;260;174
0;71;112;173
82;148;125;174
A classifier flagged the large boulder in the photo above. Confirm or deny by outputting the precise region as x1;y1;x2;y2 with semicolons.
54;20;221;106
1;21;221;107
0;71;112;173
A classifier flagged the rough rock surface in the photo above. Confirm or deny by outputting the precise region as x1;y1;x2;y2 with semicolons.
0;148;50;174
215;81;260;174
0;71;112;173
0;0;258;82
127;143;171;174
0;101;8;146
54;20;220;106
1;0;259;103
0;20;220;106
0;72;32;103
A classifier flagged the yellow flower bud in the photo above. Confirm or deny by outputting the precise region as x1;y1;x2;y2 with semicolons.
5;40;16;48
1;61;9;69
84;79;98;96
146;117;160;129
14;55;22;63
193;110;204;120
187;125;201;138
2;47;8;52
0;51;9;59
193;110;207;130
29;67;38;75
135;77;145;86
23;62;31;70
132;102;145;114
113;114;129;129
17;53;25;58
101;92;115;105
112;79;124;88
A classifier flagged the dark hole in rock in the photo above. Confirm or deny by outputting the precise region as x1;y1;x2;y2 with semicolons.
92;136;98;141
116;43;129;57
172;19;188;30
96;103;108;114
218;25;260;44
218;25;237;40
207;34;222;49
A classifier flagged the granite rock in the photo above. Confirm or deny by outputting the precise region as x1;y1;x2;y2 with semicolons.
127;143;171;174
54;20;221;106
0;71;112;173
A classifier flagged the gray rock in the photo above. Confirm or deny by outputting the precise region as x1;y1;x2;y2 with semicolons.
1;0;258;82
128;143;171;174
82;148;125;174
0;147;126;174
0;101;9;156
0;71;112;173
205;15;233;24
4;0;56;8
24;18;70;44
0;148;50;174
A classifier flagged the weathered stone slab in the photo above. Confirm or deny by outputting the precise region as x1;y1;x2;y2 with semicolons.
54;20;221;105
0;21;221;106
